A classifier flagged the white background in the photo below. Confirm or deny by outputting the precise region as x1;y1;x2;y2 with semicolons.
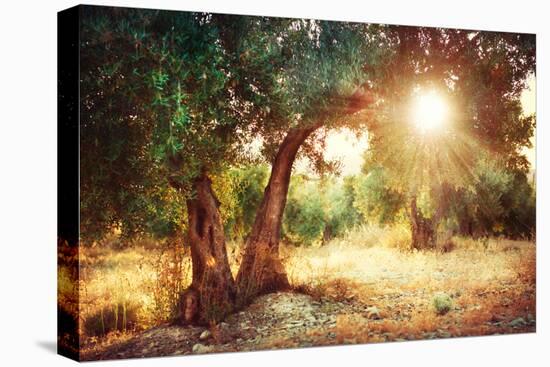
0;0;547;365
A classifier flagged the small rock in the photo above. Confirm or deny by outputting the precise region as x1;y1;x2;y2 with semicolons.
423;332;437;339
199;330;211;341
366;306;381;320
192;343;213;354
438;331;452;338
288;320;304;327
508;317;527;327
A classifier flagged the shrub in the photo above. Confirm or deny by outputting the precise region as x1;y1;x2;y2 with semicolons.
283;176;326;245
433;292;453;315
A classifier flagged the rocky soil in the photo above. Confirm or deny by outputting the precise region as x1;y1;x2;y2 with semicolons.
82;292;345;360
82;288;535;361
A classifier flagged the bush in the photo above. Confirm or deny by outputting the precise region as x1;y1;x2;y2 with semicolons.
283;176;326;245
432;292;453;315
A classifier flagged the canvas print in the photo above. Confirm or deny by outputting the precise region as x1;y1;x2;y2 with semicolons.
57;5;536;361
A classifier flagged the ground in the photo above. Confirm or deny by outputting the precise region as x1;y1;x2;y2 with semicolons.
78;233;536;361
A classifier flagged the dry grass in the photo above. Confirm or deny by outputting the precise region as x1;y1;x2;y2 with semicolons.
60;225;535;352
285;225;536;342
59;237;247;349
59;239;191;350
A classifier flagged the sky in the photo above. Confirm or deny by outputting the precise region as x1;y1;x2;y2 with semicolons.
295;129;369;176
296;75;537;177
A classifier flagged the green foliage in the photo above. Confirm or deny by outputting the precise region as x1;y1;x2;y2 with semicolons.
212;165;270;240
221;18;390;169
353;167;405;225
282;175;364;245
78;8;391;242
78;8;536;246
324;176;364;238
283;176;326;245
501;172;536;238
433;292;453;315
470;159;513;228
80;8;233;241
450;159;535;238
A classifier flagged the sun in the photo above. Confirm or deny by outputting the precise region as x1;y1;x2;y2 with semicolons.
411;91;449;134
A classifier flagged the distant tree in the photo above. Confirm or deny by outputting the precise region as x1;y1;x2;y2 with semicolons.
281;175;364;246
450;159;535;238
353;166;405;225
323;176;364;241
360;27;535;249
216;165;270;241
282;176;326;245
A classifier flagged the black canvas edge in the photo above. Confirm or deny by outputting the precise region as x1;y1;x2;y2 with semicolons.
57;4;81;362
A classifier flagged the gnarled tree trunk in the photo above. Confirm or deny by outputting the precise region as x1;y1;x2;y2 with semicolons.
410;195;438;250
179;173;236;325
236;125;319;302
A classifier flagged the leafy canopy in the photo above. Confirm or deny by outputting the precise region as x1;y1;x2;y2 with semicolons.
79;8;392;241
